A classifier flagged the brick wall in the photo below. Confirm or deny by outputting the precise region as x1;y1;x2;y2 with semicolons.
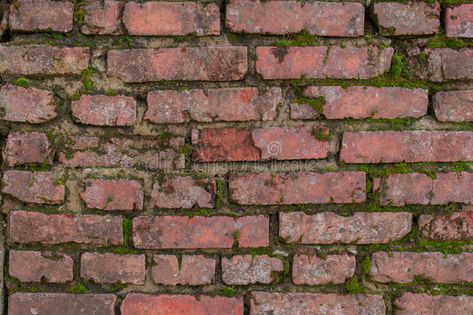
1;0;473;314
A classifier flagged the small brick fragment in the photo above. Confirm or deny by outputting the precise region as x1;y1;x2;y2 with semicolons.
279;212;412;244
446;4;473;38
419;211;473;241
71;95;137;126
152;255;215;285
81;0;125;35
9;250;73;283
10;211;123;246
395;293;473;315
81;179;144;211
292;254;356;285
429;48;473;82
2;171;64;204
433;90;473;122
3;132;52;166
222;255;284;285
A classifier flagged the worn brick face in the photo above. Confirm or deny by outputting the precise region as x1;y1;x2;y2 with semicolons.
292;254;356;285
429;48;473;82
395;293;473;315
152;255;215;285
419;211;473;241
446;4;473;38
2;171;64;204
81;179;144;211
71;95;137;126
222;255;284;285
433;90;473;122
81;0;125;35
3;132;52;166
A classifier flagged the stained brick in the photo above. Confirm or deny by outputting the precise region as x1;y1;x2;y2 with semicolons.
71;95;137;126
229;172;366;205
279;212;412;244
256;46;393;80
152;255;215;285
446;4;473;38
222;255;284;285
429;48;473;82
81;0;125;35
3;132;52;166
132;215;269;249
292;254;356;285
2;171;64;204
10;211;123;246
9;250;73;283
123;1;220;36
145;87;281;123
226;0;364;37
395;293;473;315
81;179;144;211
107;47;247;82
341;131;473;163
433;90;473;122
419;211;473;241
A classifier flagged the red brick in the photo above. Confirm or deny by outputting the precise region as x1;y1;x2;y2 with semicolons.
0;84;56;123
229;172;365;205
71;95;137;126
107;47;247;82
152;255;215;285
419;211;473;241
8;293;116;315
433;90;473;122
132;215;269;249
256;46;393;80
370;251;473;284
341;131;473;163
0;46;90;75
373;2;440;36
151;176;215;209
446;4;473;38
296;86;428;120
226;0;364;37
81;179;143;211
250;292;385;314
81;0;125;35
9;0;73;33
192;126;329;162
222;255;283;285
80;252;145;285
429;48;473;82
121;294;243;315
375;172;473;206
9;250;73;283
292;254;356;285
2;171;64;204
123;1;220;36
145;87;281;123
395;293;473;315
279;212;412;244
10;211;123;246
3;132;52;166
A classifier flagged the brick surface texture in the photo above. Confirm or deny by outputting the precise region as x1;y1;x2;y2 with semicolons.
1;1;473;314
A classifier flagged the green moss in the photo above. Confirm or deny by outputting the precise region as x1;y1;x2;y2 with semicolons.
313;128;331;142
427;35;466;49
221;287;236;297
215;178;225;208
345;276;365;294
122;218;132;245
184;208;213;217
69;282;89;294
389;54;404;79
110;247;140;255
11;77;30;88
105;89;117;96
112;35;134;48
81;67;96;94
73;1;87;24
274;30;319;47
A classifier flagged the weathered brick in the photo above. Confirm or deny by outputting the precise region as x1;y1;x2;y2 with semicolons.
81;179;143;211
145;87;281;123
3;132;52;166
395;293;473;315
133;215;269;249
226;0;364;37
10;211;123;246
192;126;329;162
419;211;473;241
429;48;473;82
370;251;473;283
81;0;125;35
446;4;473;38
80;252;145;285
2;171;64;204
295;86;428;120
222;255;284;285
280;212;412;244
71;95;137;126
0;46;90;75
341;131;473;163
373;2;440;36
433;90;473;122
9;250;73;283
256;46;393;80
151;176;215;209
9;293;116;315
0;84;56;123
123;1;220;36
121;294;243;315
152;255;215;285
250;292;385;315
375;172;473;206
292;254;356;285
107;47;247;82
9;0;73;33
229;172;366;205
